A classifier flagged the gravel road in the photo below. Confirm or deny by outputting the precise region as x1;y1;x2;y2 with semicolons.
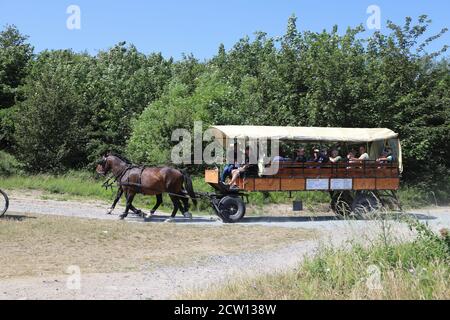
1;194;449;300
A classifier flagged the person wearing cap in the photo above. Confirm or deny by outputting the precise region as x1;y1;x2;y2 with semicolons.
311;148;328;163
311;148;320;162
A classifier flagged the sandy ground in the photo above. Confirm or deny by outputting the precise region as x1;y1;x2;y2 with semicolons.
1;193;449;300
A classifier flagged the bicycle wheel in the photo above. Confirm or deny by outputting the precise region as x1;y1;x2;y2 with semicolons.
0;189;9;217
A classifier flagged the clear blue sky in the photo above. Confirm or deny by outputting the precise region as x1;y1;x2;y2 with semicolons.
1;0;448;60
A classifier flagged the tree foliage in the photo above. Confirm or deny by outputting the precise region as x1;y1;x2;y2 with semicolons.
15;50;93;171
0;25;33;149
12;43;172;171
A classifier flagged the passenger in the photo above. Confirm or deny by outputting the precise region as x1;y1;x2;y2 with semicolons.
309;148;328;169
220;149;238;182
329;149;343;163
228;146;257;189
346;150;356;163
349;146;369;162
272;148;288;162
295;148;307;163
376;149;393;164
221;162;237;183
317;149;329;163
272;155;286;162
311;148;320;162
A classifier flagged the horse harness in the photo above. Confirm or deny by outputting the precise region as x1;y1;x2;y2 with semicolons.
102;163;192;199
103;165;146;193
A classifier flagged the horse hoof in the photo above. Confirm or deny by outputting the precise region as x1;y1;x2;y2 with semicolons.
183;212;193;219
106;208;113;215
119;214;127;220
144;212;153;219
164;218;174;223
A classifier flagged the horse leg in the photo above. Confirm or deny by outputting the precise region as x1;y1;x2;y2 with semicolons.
119;192;135;220
180;196;192;219
145;194;162;218
107;188;123;214
111;189;141;216
169;194;181;218
129;205;143;217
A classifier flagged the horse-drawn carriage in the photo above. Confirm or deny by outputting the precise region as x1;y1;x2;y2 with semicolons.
203;125;402;223
97;125;402;223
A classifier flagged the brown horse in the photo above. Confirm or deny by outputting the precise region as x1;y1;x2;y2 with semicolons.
96;154;197;220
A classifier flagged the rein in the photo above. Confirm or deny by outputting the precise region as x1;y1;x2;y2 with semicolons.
102;165;133;190
102;176;116;190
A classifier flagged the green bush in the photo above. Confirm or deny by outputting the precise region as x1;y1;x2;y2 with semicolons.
0;151;23;176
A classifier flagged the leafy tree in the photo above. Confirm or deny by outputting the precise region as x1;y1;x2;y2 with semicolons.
0;25;33;149
127;71;235;165
14;50;93;171
85;42;172;162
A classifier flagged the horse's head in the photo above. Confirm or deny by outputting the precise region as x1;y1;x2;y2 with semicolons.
96;152;130;176
96;155;111;176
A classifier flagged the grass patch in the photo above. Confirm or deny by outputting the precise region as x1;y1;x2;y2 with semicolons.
0;213;314;279
1;171;109;199
188;222;450;300
397;186;441;209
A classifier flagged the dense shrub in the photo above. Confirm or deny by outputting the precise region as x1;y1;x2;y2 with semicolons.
0;150;22;175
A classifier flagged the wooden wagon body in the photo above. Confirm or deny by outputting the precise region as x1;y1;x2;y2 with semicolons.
203;125;402;222
206;161;400;192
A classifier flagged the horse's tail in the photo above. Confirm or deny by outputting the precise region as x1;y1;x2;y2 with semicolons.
182;170;197;207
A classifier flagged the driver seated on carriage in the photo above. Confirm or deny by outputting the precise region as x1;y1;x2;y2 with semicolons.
227;146;258;189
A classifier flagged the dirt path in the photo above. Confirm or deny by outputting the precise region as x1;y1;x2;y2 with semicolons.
1;194;450;300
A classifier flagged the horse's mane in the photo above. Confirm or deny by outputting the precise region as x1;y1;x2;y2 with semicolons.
108;152;133;165
106;152;171;168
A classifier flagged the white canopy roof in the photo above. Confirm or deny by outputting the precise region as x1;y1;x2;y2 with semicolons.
210;125;399;143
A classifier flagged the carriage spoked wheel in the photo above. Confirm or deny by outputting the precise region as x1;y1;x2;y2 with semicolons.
218;196;246;223
330;191;354;219
0;189;9;218
351;191;382;219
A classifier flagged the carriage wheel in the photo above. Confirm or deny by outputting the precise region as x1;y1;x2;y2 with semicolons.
330;191;353;219
218;196;246;223
378;190;403;212
351;191;382;218
0;189;9;218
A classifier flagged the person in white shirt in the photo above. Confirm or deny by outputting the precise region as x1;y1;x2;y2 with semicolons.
349;146;369;162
